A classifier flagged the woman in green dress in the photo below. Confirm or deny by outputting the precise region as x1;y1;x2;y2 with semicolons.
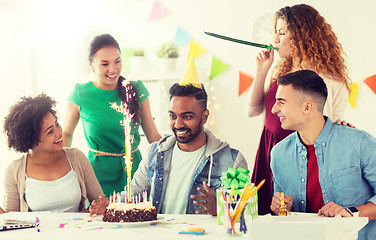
63;34;162;196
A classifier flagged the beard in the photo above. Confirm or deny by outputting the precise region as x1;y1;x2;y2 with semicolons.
173;119;203;144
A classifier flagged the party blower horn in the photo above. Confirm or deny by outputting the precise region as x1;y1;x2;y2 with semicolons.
205;31;278;50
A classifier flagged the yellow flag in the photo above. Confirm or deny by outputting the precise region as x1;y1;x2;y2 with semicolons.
348;82;358;109
187;39;206;62
180;56;201;88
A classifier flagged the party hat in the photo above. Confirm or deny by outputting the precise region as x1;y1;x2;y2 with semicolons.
180;55;201;88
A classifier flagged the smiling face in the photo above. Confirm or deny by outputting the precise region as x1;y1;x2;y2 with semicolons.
274;18;292;58
271;84;306;131
169;96;208;150
90;46;122;90
36;112;63;152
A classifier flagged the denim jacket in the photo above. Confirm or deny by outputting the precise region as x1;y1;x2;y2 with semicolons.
270;117;376;240
129;129;247;214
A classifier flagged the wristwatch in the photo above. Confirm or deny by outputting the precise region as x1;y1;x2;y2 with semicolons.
346;206;359;217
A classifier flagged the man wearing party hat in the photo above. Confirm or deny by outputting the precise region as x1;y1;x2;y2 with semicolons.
90;57;247;216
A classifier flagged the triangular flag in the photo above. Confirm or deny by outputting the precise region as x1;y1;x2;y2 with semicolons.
187;39;206;62
364;74;376;94
148;0;169;22
239;71;254;96
210;56;230;80
348;82;358;109
180;56;201;88
174;27;191;46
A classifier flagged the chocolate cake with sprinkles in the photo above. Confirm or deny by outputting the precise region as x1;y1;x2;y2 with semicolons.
102;202;157;223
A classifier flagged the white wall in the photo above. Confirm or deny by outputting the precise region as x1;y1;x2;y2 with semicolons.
1;0;376;207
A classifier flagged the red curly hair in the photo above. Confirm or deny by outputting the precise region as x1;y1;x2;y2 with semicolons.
271;4;351;92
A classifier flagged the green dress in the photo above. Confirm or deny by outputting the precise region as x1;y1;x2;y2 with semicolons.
68;80;149;196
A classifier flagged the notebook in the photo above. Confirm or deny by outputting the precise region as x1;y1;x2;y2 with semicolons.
0;219;39;231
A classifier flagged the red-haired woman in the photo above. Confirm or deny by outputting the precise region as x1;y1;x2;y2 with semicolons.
247;4;351;215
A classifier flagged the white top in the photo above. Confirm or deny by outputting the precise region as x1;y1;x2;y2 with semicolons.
24;156;81;212
247;74;348;121
321;75;348;121
161;143;206;214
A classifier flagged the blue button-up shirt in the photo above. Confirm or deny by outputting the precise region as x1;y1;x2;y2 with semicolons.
271;117;376;240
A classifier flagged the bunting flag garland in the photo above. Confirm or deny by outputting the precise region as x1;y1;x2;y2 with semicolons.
174;27;191;46
364;74;376;95
238;71;254;96
148;0;169;22
187;39;206;62
209;56;230;80
348;82;358;109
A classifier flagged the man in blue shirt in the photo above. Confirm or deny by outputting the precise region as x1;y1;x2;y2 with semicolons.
269;70;376;239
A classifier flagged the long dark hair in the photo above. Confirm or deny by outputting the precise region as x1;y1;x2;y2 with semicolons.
89;34;140;124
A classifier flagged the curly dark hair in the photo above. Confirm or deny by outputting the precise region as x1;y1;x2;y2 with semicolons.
3;93;57;153
271;4;351;92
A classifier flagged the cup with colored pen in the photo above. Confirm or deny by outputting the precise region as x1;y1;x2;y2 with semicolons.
220;190;250;236
220;179;265;236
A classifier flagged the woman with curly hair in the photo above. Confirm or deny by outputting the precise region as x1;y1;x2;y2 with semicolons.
247;4;351;215
63;34;162;196
3;93;103;212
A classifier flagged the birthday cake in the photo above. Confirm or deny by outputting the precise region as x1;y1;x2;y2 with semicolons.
102;202;157;223
107;80;157;223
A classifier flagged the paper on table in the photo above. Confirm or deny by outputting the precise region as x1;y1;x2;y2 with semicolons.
0;211;53;222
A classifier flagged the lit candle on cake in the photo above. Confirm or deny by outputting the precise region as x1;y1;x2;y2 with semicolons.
110;79;135;203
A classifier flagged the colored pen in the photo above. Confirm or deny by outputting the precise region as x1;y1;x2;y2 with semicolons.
35;217;40;232
230;185;235;205
251;179;265;195
279;192;287;216
205;31;278;50
220;189;236;235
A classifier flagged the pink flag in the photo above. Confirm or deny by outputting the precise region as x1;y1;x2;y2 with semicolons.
148;0;169;21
